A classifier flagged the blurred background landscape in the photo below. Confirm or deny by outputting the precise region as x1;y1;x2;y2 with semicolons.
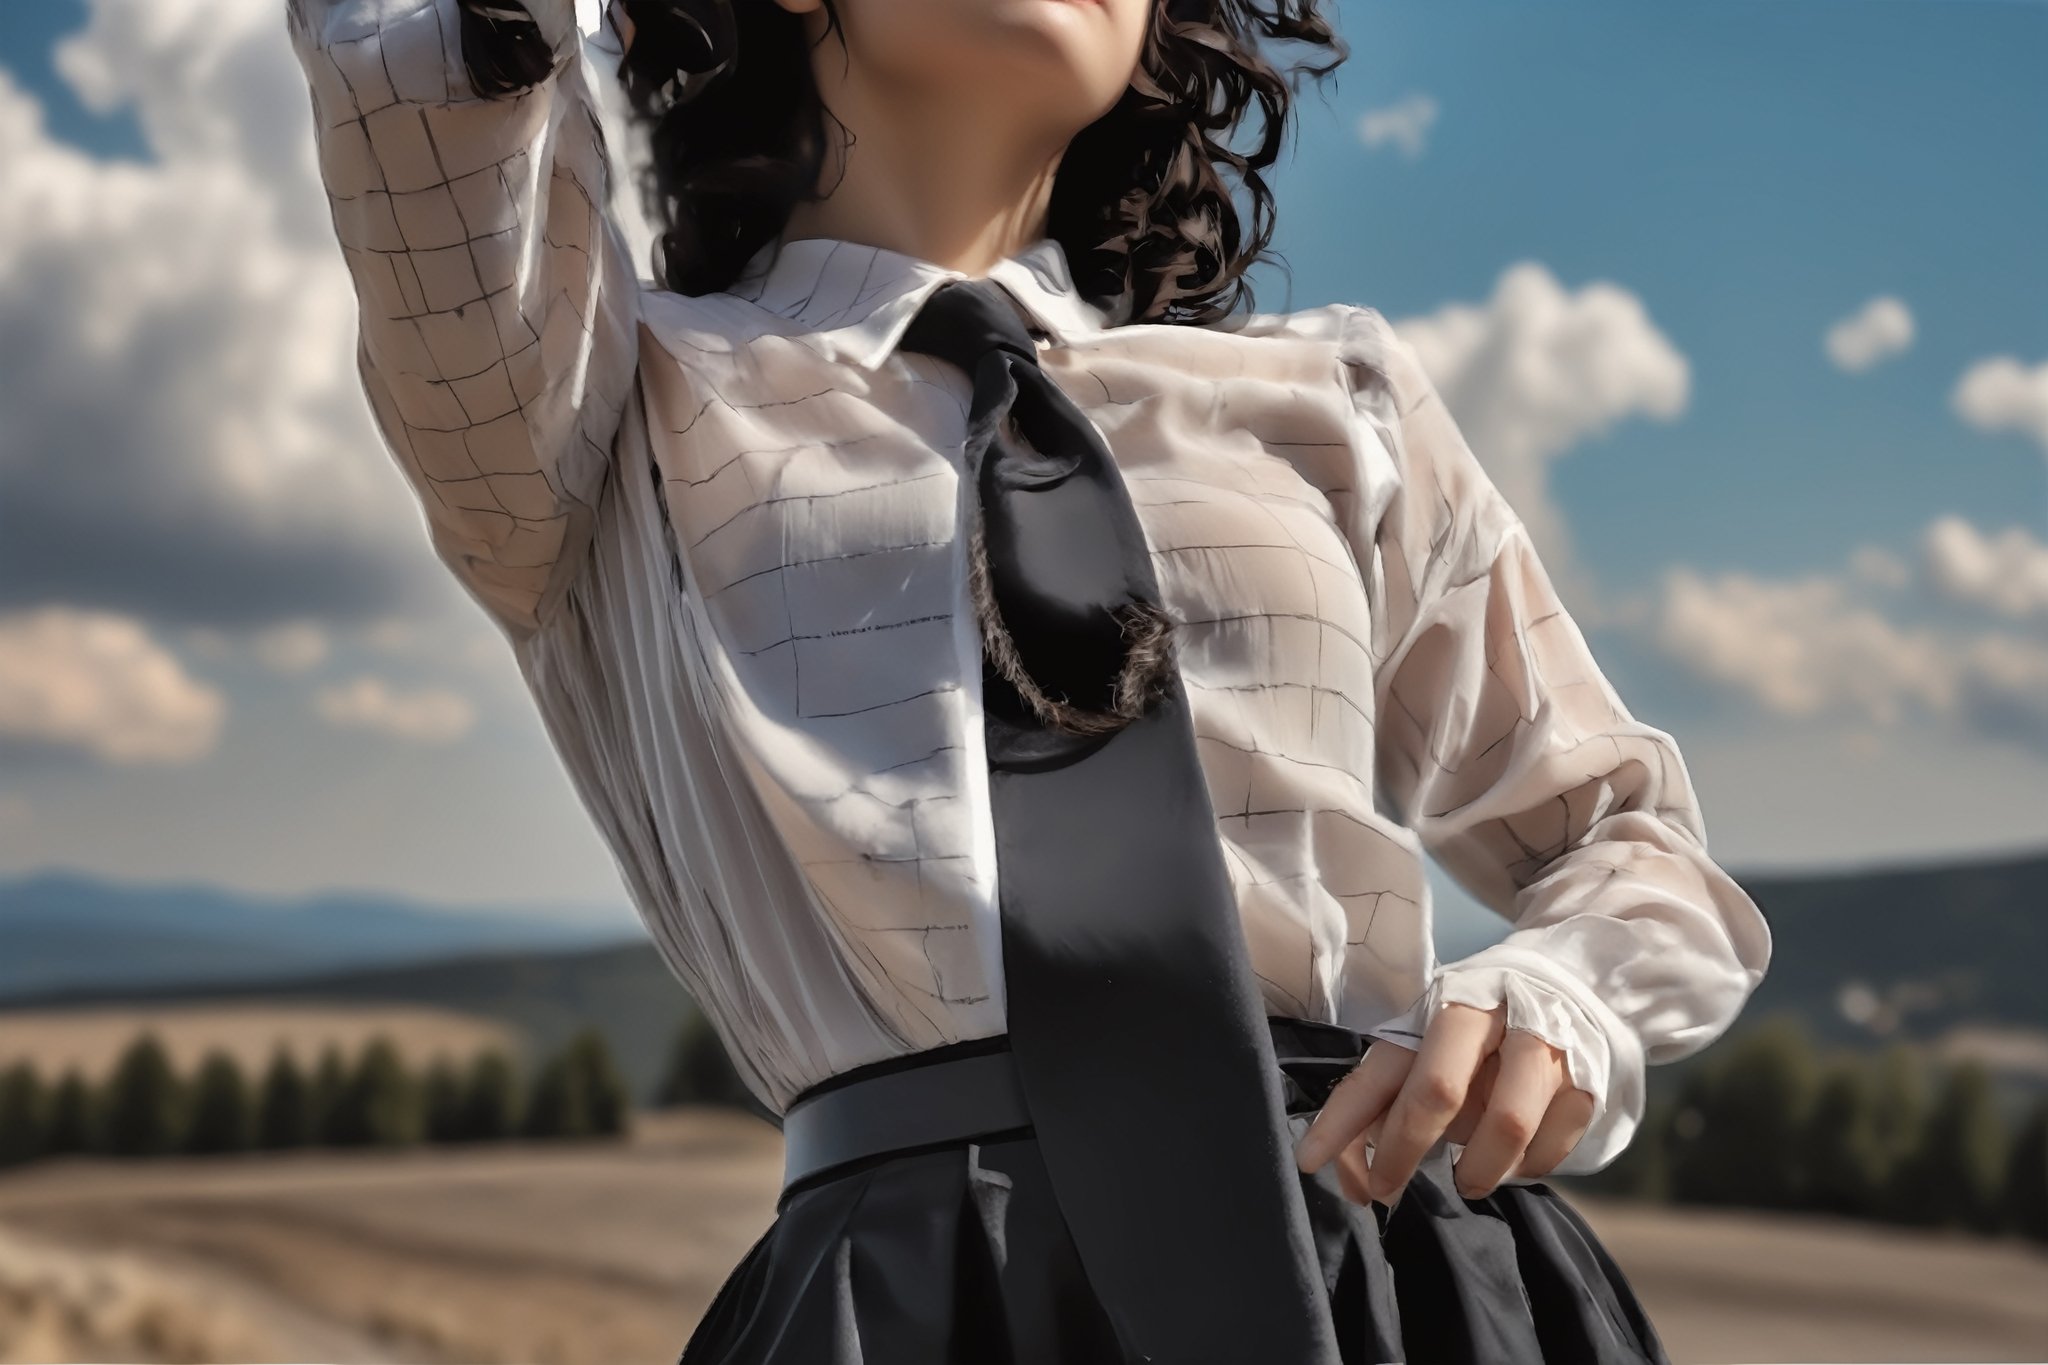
1;0;2044;1361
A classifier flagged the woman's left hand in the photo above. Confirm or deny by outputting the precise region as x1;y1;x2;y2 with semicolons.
1293;1002;1595;1206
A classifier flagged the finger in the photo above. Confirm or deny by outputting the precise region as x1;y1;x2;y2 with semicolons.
1514;1084;1597;1181
1334;1136;1374;1205
1452;1030;1562;1199
1367;1003;1503;1204
1442;1050;1501;1147
1296;1040;1414;1173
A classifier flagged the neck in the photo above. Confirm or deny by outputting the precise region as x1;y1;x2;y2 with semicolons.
779;46;1068;277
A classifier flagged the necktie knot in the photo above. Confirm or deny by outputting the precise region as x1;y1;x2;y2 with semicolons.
894;276;1176;740
900;278;1043;373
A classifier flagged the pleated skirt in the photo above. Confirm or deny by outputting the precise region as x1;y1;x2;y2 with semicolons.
678;1024;1671;1365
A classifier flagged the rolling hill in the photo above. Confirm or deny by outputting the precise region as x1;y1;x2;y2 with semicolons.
6;843;2043;1105
1735;843;2048;1044
0;870;643;999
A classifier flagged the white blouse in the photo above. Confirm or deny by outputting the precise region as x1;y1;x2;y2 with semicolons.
289;0;1770;1175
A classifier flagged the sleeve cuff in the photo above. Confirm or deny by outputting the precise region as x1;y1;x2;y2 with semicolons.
1358;944;1646;1178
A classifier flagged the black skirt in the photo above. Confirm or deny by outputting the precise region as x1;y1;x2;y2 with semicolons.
678;1018;1671;1365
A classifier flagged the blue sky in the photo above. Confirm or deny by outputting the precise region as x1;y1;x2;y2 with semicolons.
0;2;144;158
0;0;2042;944
1266;0;2048;592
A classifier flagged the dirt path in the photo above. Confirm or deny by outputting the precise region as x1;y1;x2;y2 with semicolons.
1576;1194;2048;1363
1;1111;2042;1363
0;1110;779;1365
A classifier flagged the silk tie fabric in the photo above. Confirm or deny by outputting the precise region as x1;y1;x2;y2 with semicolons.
897;279;1342;1364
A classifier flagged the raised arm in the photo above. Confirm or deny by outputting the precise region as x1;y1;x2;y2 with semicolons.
1336;304;1771;1175
288;0;640;638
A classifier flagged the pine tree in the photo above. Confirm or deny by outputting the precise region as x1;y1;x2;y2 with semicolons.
0;1062;48;1167
1667;1016;1818;1209
102;1032;184;1157
44;1069;95;1155
659;1012;754;1109
1798;1055;1886;1218
1890;1060;2007;1232
422;1058;465;1143
458;1050;522;1142
329;1037;422;1147
524;1048;591;1139
2003;1095;2048;1244
1624;1093;1673;1203
1866;1041;1925;1222
257;1048;315;1149
567;1030;632;1137
184;1050;254;1154
1572;1092;1671;1202
310;1042;349;1145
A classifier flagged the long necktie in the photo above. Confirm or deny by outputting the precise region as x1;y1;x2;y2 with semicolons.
899;279;1342;1364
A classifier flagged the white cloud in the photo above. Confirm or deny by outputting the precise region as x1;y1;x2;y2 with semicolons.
1654;568;1951;725
1824;296;1914;373
1922;515;2048;621
1643;515;2048;754
314;675;475;745
1953;354;2048;455
1356;94;1439;160
251;620;331;674
1389;262;1690;598
0;3;442;627
0;0;669;629
0;606;224;763
1848;544;1912;590
1952;633;2048;753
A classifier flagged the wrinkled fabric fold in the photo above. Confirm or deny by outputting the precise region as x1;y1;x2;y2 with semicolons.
678;1017;1673;1365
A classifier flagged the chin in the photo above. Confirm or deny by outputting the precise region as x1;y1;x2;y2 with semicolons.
848;0;1148;114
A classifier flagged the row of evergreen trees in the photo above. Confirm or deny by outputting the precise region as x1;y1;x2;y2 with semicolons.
1582;1015;2048;1242
658;1011;762;1113
0;1027;633;1165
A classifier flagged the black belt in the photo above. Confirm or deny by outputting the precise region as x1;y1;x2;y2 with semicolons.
779;1014;1372;1207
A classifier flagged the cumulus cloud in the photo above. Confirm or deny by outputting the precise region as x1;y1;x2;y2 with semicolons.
1824;296;1914;373
1922;515;2048;621
1356;94;1439;160
1654;569;1952;725
1389;262;1690;592
1847;544;1913;591
1643;514;2048;755
0;2;478;629
252;620;332;673
0;606;225;763
1953;354;2048;455
1952;633;2048;753
314;675;475;744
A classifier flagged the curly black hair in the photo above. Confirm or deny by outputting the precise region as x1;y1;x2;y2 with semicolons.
461;0;1346;325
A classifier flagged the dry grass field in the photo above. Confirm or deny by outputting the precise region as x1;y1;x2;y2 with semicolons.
0;1002;524;1080
0;1108;2042;1364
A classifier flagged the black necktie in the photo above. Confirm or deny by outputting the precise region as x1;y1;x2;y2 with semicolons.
899;279;1341;1364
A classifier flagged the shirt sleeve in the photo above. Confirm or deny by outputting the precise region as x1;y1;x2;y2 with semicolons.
288;0;641;638
1333;303;1773;1176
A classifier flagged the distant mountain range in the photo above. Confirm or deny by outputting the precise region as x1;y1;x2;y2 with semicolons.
4;845;2043;1102
0;870;644;1000
1735;844;2048;1045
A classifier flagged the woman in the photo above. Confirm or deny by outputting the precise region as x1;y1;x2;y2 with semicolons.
287;0;1771;1360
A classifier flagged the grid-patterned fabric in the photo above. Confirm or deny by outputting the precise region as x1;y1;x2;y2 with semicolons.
291;0;1771;1176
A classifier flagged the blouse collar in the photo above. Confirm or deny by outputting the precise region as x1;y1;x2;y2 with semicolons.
724;234;1112;370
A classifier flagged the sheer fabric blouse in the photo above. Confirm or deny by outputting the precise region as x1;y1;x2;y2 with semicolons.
289;0;1770;1175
